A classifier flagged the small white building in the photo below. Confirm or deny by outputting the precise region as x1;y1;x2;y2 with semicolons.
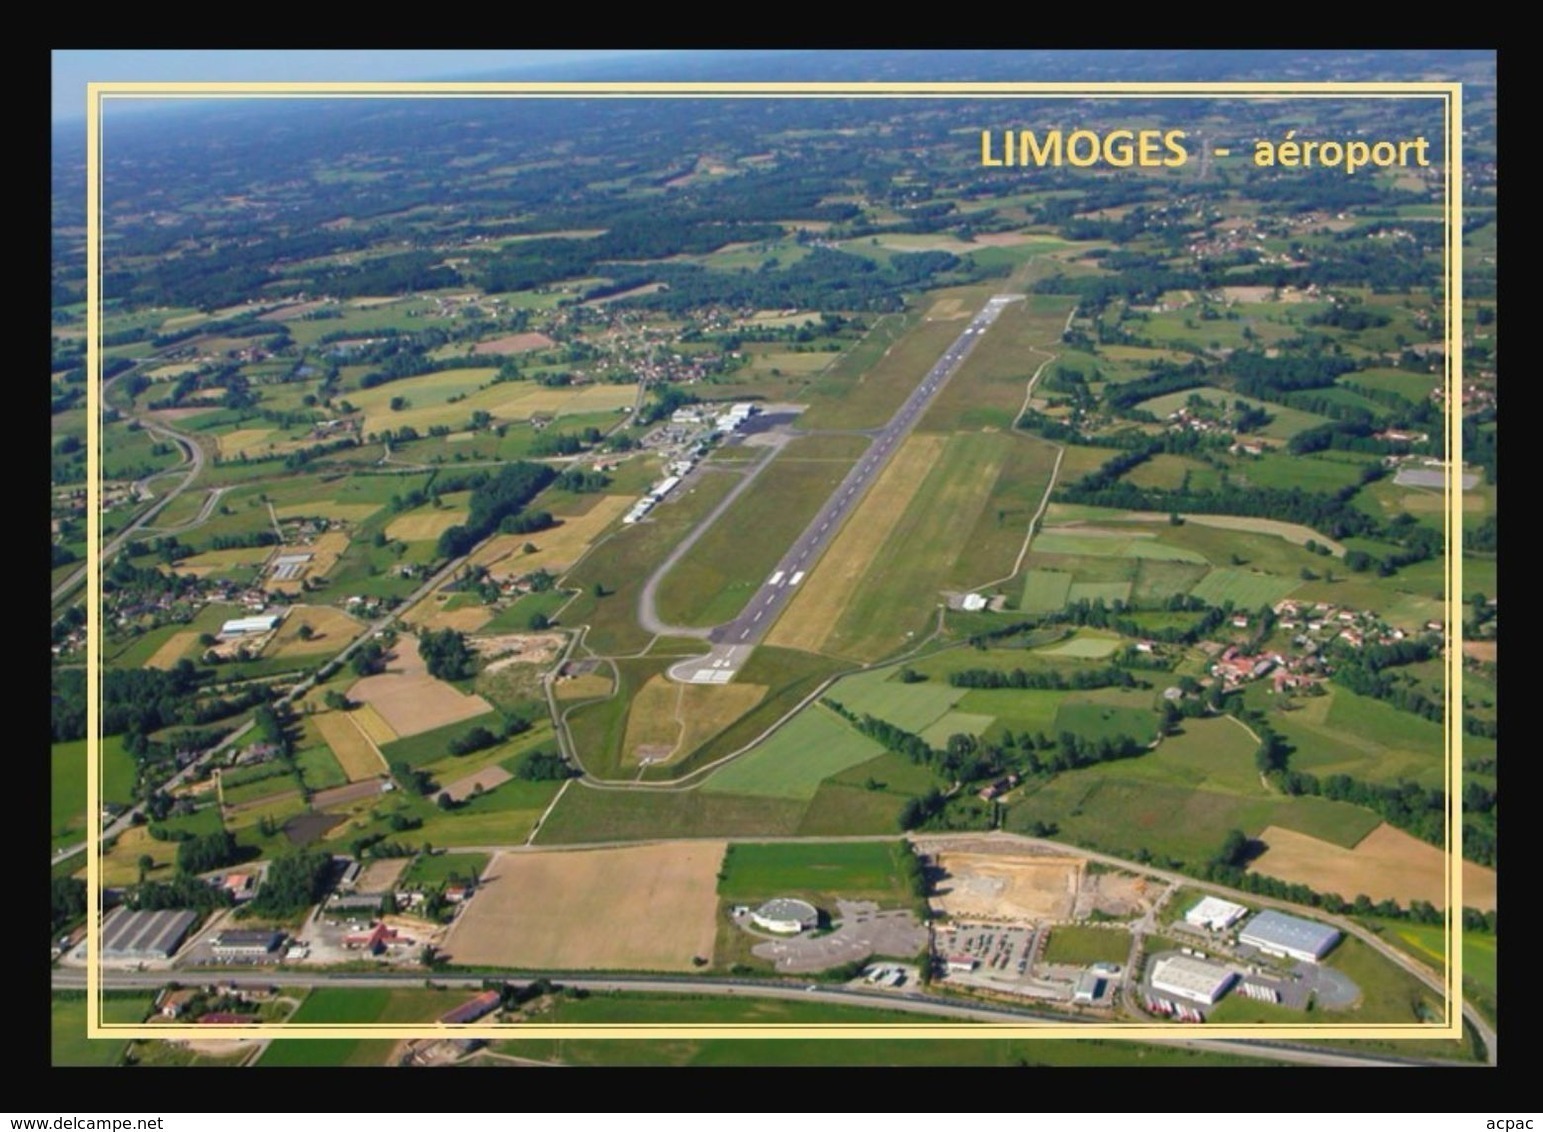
1184;896;1248;933
750;897;819;934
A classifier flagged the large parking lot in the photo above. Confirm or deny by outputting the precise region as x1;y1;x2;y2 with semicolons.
744;901;927;975
935;922;1079;1001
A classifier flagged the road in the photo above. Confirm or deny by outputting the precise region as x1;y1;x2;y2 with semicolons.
916;831;1497;1064
392;829;1493;1064
50;967;1467;1069
51;371;208;605
665;294;1023;685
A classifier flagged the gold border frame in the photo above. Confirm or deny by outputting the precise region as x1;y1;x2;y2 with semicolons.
81;77;1465;1045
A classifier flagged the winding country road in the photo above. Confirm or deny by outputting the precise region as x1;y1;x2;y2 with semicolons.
52;366;209;606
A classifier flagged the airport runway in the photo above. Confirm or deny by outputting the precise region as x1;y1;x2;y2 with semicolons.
669;294;1023;685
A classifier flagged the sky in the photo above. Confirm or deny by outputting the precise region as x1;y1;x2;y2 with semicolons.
50;50;671;121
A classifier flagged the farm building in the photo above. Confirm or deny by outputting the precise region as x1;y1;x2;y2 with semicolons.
439;990;502;1025
750;897;819;934
100;907;197;961
209;929;285;957
1238;910;1341;963
1184;896;1248;932
268;553;314;582
219;614;281;637
1148;955;1236;1005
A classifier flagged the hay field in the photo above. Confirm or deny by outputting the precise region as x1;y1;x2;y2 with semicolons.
351;703;400;746
273;502;382;524
442;765;514;803
931;852;1085;922
621;676;767;765
346;635;494;738
355;857;410;892
441;842;725;970
385;508;469;543
420;604;494;633
216;429;276;459
821;432;1009;661
313;712;388;782
554;672;613;701
767;433;943;653
268;605;364;657
1249;824;1496;911
472;332;556;355
169;546;273;576
476;495;631;579
485;382;638;422
145;631;199;670
1120;512;1345;555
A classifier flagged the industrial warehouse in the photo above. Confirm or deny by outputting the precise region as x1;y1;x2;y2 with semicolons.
99;907;198;962
1148;954;1237;1005
1238;910;1343;963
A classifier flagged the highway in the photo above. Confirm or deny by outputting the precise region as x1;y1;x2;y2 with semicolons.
51;967;1468;1069
669;294;1022;685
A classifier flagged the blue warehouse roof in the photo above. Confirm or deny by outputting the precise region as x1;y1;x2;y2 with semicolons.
1240;910;1341;957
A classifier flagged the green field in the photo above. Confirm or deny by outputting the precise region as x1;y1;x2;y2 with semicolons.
1041;630;1124;658
956;688;1065;737
628;650;855;785
1134;387;1328;439
918;711;998;748
717;839;919;907
827;666;965;733
1022;569;1074;612
536;782;806;844
918;291;1079;432
401;851;490;888
377;710;505;769
1127;716;1262;789
1357;918;1497;1022
1032;531;1206;562
1053;697;1159;743
1230;451;1370;493
492;1019;1272;1066
255;986;472;1067
294;746;348;791
1188;568;1301;607
52;735;138;848
1041;925;1132;966
700;704;885;800
1341;368;1443;403
653;444;858;628
1252;684;1444;787
51;995;155;1067
1005;772;1382;867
